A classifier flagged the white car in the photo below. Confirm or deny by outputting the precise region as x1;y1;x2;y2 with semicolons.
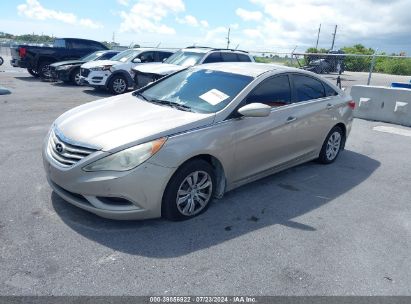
132;47;255;89
80;48;174;94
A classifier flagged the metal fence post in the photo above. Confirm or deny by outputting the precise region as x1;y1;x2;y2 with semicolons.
367;49;378;85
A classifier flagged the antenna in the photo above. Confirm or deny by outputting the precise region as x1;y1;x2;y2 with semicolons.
235;44;239;50
112;32;115;43
226;27;231;49
315;24;321;49
331;25;338;50
156;42;161;48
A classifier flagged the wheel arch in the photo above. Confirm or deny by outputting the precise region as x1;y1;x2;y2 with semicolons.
170;154;227;199
106;70;134;89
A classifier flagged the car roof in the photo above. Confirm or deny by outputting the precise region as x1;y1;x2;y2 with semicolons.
193;62;302;77
129;48;175;52
181;47;249;54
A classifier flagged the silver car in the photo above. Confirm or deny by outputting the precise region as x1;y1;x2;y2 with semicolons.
43;63;355;221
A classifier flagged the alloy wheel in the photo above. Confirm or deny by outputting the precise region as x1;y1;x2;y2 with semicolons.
326;131;341;161
112;78;127;93
176;171;213;216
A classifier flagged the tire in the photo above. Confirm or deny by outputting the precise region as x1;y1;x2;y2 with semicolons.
0;56;3;66
317;126;344;164
38;61;53;79
108;75;128;95
27;68;39;77
162;159;216;221
70;68;81;86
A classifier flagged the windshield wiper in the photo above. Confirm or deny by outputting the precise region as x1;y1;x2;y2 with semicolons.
133;92;149;101
149;99;194;112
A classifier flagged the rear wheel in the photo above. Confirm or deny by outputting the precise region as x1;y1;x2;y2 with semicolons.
162;160;215;221
108;75;128;94
318;126;344;164
0;56;3;66
38;61;53;79
70;68;81;86
27;68;39;77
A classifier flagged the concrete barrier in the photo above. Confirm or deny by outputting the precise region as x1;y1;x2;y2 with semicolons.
351;85;411;127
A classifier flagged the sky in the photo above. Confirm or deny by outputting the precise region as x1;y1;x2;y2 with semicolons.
1;0;411;54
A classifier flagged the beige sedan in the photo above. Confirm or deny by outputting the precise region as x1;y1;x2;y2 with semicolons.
43;63;354;220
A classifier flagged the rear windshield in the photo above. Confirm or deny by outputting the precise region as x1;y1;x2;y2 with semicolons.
111;49;140;63
164;50;204;67
139;68;253;113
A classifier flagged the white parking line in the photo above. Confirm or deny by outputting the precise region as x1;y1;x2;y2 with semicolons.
373;126;411;137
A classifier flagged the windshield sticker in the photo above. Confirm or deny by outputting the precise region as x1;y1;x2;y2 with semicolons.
199;89;230;105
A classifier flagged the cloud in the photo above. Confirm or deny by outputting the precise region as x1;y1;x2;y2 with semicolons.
17;0;103;29
117;0;129;6
177;15;209;28
119;0;185;35
238;0;411;51
235;8;263;21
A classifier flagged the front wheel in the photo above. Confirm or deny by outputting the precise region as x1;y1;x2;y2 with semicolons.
70;68;82;86
162;160;216;221
108;75;128;95
0;56;3;66
38;61;53;79
317;126;344;164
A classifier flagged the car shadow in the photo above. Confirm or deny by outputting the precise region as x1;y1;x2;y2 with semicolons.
82;88;113;97
14;76;40;82
52;150;380;258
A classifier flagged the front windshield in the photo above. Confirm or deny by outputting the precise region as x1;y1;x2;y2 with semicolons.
81;51;103;61
111;49;140;63
138;68;253;113
164;50;204;67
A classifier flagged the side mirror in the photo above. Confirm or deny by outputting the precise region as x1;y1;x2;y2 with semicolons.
133;58;142;63
238;103;271;117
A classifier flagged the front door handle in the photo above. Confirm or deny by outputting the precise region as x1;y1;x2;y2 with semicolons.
286;116;297;124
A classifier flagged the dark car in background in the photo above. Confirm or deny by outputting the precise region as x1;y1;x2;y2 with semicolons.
50;50;120;86
10;38;108;78
303;50;345;74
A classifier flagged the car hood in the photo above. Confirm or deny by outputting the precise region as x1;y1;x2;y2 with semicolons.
133;63;185;76
51;60;84;67
54;93;215;151
81;60;119;69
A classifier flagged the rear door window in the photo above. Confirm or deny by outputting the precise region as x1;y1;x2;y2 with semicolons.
221;52;239;62
158;51;172;62
323;82;338;96
293;74;326;102
203;52;222;63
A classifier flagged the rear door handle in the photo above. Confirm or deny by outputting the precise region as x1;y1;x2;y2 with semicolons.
286;116;297;124
326;103;334;110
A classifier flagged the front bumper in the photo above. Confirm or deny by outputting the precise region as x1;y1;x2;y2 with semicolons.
51;68;70;82
80;69;110;87
42;138;176;220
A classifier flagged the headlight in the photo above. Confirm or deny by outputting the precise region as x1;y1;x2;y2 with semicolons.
56;65;73;70
82;137;167;172
90;65;112;71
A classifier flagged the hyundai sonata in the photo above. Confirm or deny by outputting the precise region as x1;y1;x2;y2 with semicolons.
43;63;354;220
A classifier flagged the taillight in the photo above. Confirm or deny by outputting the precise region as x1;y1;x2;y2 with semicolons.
19;47;27;58
348;100;356;110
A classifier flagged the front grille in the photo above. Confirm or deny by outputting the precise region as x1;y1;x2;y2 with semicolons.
48;129;97;167
81;68;90;77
